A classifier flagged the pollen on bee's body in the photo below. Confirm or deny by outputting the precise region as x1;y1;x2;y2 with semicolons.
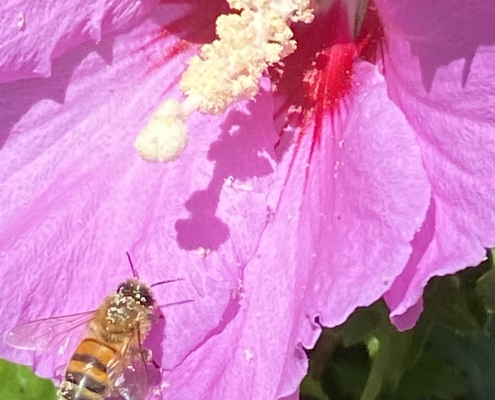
135;0;315;163
244;349;254;361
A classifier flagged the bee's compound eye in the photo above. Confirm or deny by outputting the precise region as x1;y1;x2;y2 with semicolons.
117;283;126;293
141;292;154;308
136;286;154;308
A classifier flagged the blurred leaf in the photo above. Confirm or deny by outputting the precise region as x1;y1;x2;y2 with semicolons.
0;358;56;400
300;375;329;400
358;317;430;400
321;343;371;400
391;348;471;399
333;302;384;347
423;268;487;333
306;330;337;380
476;249;495;312
427;316;495;400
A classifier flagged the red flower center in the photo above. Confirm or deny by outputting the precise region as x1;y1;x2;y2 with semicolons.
275;0;384;134
271;0;384;179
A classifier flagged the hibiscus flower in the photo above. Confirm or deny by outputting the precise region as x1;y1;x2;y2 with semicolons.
1;0;494;399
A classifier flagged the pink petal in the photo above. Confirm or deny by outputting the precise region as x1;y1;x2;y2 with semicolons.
304;61;431;324
268;61;430;395
156;84;314;397
0;0;160;83
376;0;495;328
0;7;280;400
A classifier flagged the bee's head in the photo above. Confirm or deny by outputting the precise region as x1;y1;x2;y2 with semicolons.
117;279;155;308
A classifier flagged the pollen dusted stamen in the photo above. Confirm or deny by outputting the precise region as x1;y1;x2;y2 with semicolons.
135;0;315;163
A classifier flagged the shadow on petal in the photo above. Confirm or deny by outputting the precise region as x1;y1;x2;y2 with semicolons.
376;0;495;90
175;104;275;251
0;41;110;151
153;0;228;44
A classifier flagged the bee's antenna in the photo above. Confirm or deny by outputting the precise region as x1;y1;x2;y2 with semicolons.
126;252;140;279
150;278;184;289
157;298;194;308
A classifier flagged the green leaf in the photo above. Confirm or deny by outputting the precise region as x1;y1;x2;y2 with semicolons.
423;272;486;333
392;348;471;399
0;359;56;400
427;317;495;400
321;343;371;400
332;302;384;347
476;249;495;312
315;302;386;400
300;375;329;400
358;316;431;400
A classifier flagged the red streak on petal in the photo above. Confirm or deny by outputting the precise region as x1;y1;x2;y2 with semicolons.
274;1;353;120
284;1;355;186
274;0;385;190
147;37;196;74
308;43;357;143
135;1;229;78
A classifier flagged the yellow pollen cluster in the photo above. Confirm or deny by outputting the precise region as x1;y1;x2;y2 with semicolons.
135;99;189;163
181;0;313;115
135;0;314;163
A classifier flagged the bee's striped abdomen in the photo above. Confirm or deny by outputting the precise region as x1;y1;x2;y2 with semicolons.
58;338;117;400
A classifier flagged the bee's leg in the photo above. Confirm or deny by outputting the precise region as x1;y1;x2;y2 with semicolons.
116;387;132;400
140;347;161;369
151;356;161;370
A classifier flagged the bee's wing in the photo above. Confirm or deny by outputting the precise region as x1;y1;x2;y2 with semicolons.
121;346;152;400
110;332;152;400
5;311;95;351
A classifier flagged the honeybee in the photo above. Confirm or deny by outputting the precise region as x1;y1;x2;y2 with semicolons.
5;253;180;400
